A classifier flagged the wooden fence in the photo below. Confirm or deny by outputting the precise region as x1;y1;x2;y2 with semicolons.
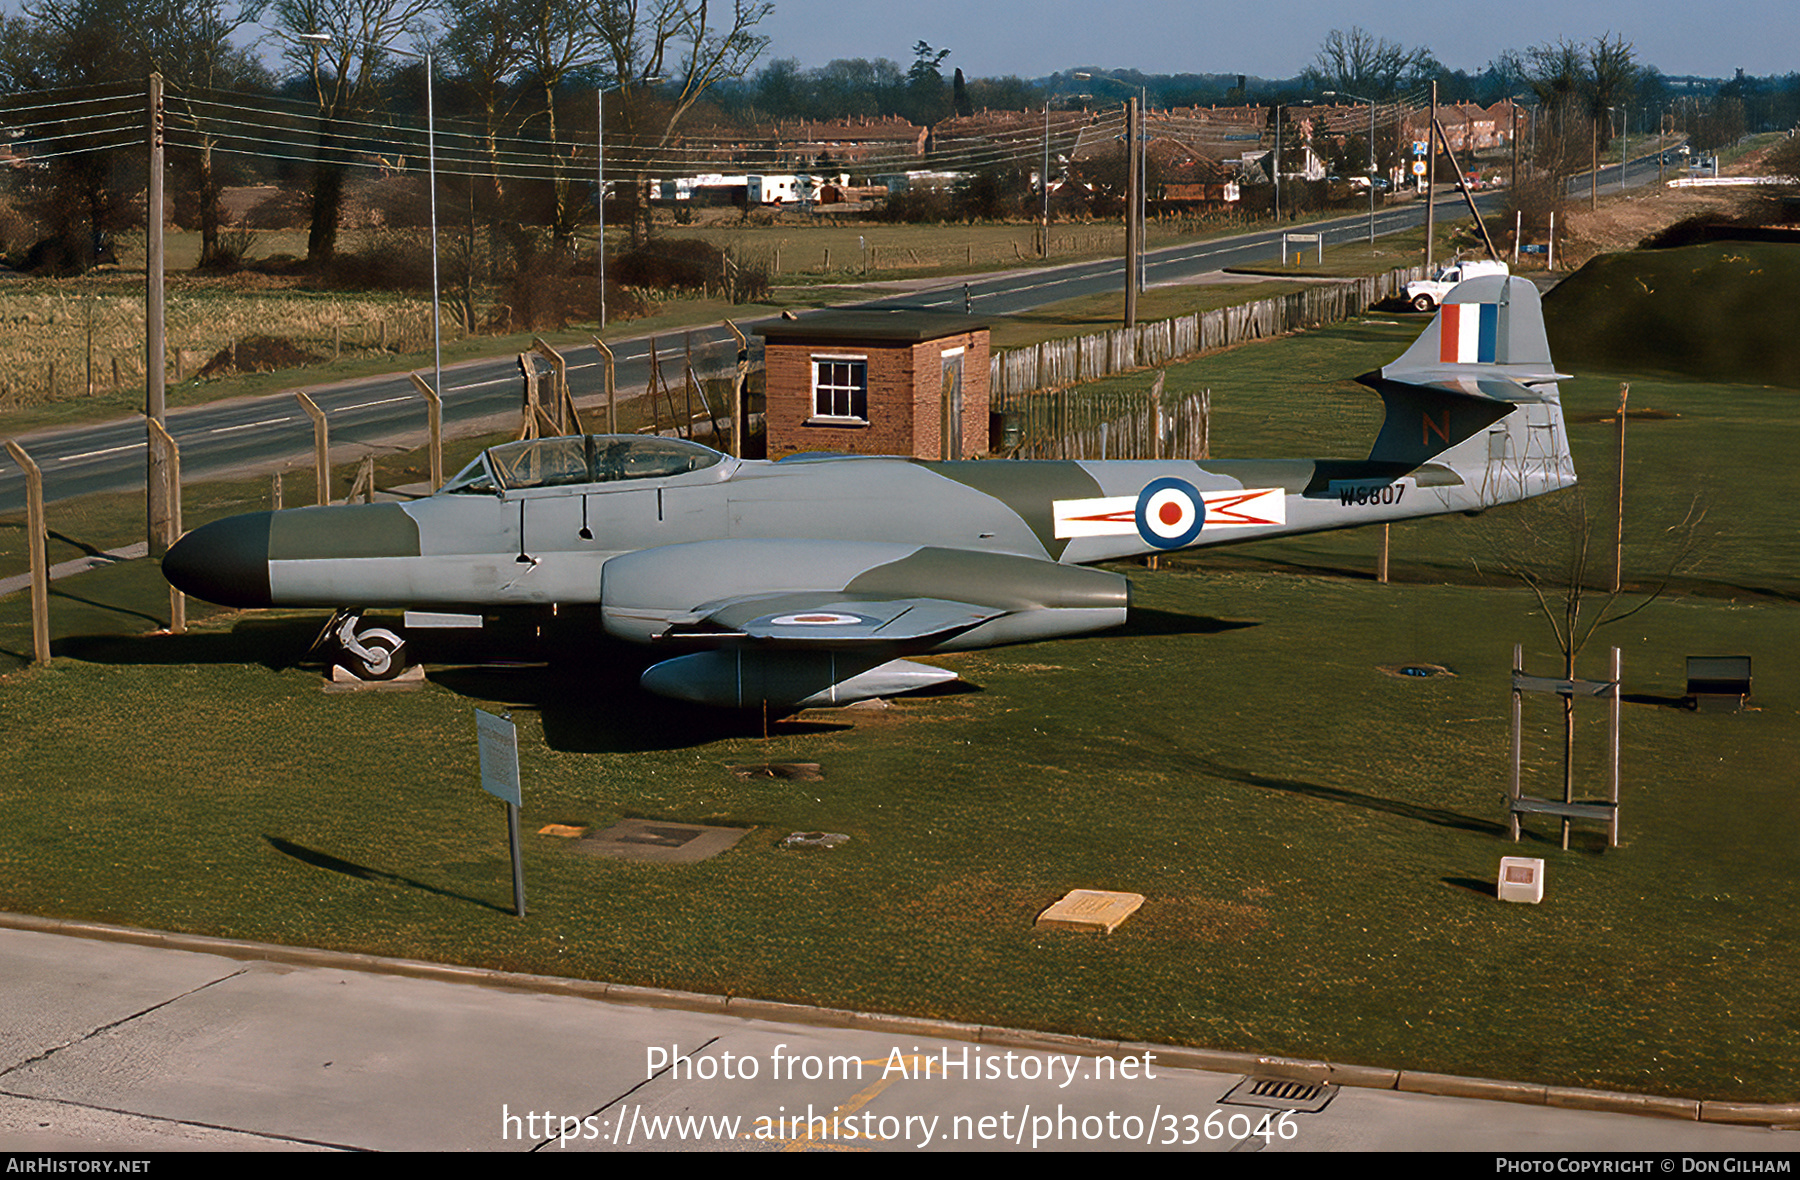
989;265;1424;407
1011;385;1211;461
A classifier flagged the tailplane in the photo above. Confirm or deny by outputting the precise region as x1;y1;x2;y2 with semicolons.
1358;275;1576;504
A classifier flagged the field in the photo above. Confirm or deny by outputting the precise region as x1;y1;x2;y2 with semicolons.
0;198;1445;428
3;307;1798;1103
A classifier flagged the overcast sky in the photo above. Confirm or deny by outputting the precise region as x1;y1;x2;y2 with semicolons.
755;0;1797;82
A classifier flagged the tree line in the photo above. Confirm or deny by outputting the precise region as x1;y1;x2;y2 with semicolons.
2;7;1794;283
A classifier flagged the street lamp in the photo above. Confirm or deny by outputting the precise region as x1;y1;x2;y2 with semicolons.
302;32;442;406
1323;90;1377;244
597;75;663;330
1039;90;1089;259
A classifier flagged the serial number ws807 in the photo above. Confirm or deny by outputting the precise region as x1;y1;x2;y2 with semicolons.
1335;481;1407;507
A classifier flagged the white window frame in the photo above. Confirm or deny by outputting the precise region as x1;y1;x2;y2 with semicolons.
810;354;869;424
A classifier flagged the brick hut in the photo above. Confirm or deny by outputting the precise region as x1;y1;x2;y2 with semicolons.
754;309;990;460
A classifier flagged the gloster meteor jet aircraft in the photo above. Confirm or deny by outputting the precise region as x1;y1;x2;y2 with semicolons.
165;276;1574;709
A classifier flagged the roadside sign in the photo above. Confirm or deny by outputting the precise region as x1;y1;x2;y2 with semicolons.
475;709;521;806
1413;141;1427;156
1412;161;1427;176
474;709;527;917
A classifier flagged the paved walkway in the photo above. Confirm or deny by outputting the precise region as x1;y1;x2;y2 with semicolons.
2;919;1794;1153
0;542;148;599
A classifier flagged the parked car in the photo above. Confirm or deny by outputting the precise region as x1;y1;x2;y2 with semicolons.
1403;259;1510;312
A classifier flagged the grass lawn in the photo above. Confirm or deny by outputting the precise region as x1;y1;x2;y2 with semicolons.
4;313;1793;1103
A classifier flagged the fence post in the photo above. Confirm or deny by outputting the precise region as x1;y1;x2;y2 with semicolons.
724;319;748;458
591;337;617;434
517;354;542;440
295;392;329;505
532;338;575;435
4;440;51;663
409;373;443;490
145;420;184;634
1150;370;1165;460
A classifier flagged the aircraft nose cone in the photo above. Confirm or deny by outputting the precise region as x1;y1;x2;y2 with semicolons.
162;512;273;607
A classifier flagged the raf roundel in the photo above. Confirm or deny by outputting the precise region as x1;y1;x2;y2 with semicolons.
1134;477;1206;550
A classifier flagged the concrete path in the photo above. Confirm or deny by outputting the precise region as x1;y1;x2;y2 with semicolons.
1;921;1794;1154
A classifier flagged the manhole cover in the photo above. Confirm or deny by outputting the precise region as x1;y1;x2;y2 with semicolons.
574;819;750;864
1219;1076;1338;1113
1378;663;1455;680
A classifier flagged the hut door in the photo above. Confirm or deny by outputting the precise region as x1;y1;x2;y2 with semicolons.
940;351;964;460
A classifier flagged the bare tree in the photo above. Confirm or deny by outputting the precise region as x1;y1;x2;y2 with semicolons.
1512;33;1638;200
594;0;772;148
271;0;434;264
1303;26;1431;101
1477;393;1709;804
120;0;272;268
591;0;773;241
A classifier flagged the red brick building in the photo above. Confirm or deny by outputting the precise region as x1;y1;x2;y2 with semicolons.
754;310;991;461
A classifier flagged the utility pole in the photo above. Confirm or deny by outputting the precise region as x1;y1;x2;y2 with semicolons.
1124;95;1139;328
1590;115;1599;211
1041;99;1051;258
146;73;170;553
1425;82;1437;276
1272;104;1281;220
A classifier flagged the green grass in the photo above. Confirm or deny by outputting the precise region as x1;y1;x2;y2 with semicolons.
7;302;1795;1103
1544;241;1800;388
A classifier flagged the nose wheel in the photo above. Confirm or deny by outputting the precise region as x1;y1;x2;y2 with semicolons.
325;611;408;681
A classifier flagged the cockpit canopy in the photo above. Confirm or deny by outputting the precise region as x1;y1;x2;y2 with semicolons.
440;435;726;495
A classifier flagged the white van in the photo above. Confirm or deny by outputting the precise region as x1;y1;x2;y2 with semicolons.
1404;259;1510;312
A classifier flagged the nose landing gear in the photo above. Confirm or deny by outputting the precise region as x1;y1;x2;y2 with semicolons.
318;610;408;681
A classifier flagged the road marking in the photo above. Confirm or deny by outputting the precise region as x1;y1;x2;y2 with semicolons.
336;395;413;412
210;417;293;434
57;442;144;462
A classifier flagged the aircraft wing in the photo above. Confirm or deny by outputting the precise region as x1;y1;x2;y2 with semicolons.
601;538;1131;707
684;595;1005;645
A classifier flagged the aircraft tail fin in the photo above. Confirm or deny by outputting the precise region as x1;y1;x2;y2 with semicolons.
1357;275;1575;501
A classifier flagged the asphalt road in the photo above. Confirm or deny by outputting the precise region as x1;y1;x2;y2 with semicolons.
0;151;1678;517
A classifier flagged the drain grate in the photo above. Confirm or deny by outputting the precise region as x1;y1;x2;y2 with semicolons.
1219;1076;1338;1114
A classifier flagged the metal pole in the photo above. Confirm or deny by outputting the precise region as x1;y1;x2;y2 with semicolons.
604;86;612;329
1367;98;1376;244
507;800;526;917
1510;643;1522;842
1613;382;1628;594
1609;646;1622;847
